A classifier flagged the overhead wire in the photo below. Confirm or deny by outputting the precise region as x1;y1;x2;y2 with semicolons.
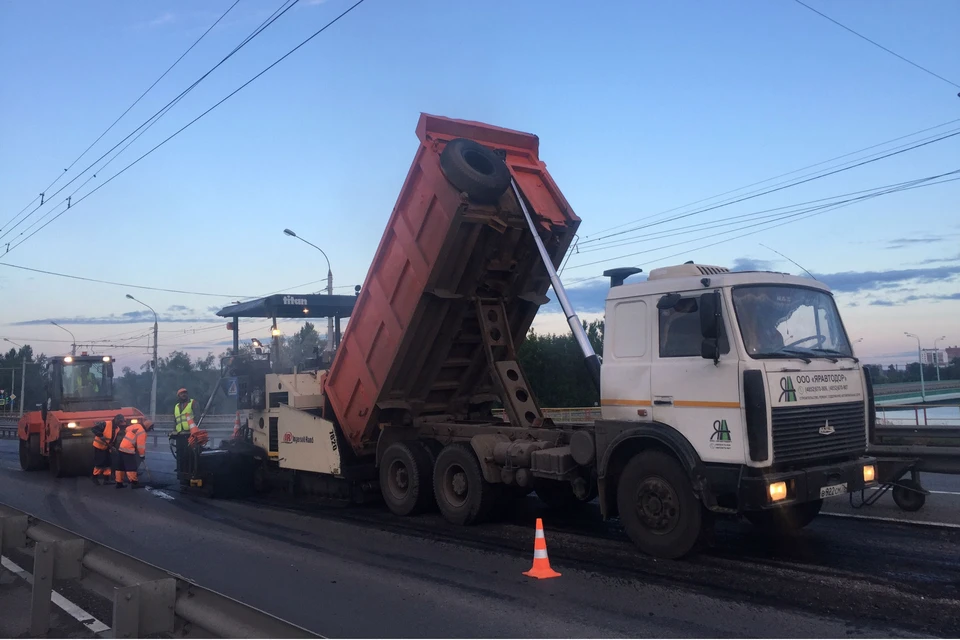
0;0;301;248
562;169;960;278
792;0;960;90
0;0;243;236
579;127;960;246
582;118;960;240
575;175;956;254
1;0;366;257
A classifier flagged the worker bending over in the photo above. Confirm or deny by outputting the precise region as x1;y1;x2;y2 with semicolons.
114;414;149;489
90;415;122;484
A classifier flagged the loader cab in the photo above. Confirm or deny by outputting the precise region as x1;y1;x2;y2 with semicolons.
45;355;116;413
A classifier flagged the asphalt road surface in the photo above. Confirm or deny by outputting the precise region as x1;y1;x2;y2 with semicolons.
1;439;958;638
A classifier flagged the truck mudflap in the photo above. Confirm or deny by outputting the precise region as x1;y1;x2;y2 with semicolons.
709;456;878;511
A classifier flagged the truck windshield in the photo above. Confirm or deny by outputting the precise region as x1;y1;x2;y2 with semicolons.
62;362;112;399
731;285;852;360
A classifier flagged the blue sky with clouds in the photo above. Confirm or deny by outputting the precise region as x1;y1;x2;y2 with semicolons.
1;0;957;367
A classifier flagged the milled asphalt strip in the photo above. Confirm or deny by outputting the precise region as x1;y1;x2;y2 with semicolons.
822;511;960;529
1;556;110;634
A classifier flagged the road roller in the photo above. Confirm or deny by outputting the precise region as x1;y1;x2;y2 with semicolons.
18;353;148;477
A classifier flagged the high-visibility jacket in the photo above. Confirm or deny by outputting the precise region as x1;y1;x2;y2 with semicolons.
92;421;116;451
118;424;146;457
174;400;198;433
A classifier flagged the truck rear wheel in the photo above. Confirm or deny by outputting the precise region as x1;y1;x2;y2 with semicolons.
617;450;707;559
380;441;435;516
433;443;497;525
439;138;512;204
745;499;822;532
19;435;45;471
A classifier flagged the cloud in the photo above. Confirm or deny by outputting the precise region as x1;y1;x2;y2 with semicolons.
731;257;775;272
918;253;960;265
148;12;176;27
868;300;896;307
902;292;960;303
886;236;944;249
815;265;960;294
13;312;223;326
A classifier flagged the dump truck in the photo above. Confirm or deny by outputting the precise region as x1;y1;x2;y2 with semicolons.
18;354;148;477
197;114;877;558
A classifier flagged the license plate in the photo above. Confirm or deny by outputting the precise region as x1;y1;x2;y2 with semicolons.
820;483;847;499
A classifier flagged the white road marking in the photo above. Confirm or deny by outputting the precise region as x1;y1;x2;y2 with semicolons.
823;511;960;529
1;555;111;634
146;488;175;500
928;490;960;496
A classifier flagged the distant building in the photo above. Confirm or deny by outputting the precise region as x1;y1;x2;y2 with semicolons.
921;349;946;365
946;346;960;364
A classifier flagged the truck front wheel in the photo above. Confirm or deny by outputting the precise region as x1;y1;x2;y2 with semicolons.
380;441;435;516
433;443;497;525
745;499;822;533
617;450;707;559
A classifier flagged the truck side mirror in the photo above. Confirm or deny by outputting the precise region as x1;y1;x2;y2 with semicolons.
699;291;722;363
105;363;114;378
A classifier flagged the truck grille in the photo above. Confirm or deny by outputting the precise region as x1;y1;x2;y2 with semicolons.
771;401;866;464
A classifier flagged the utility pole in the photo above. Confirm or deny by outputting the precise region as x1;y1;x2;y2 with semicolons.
4;339;27;417
126;294;158;424
284;228;335;354
934;335;947;382
50;321;76;355
905;332;926;402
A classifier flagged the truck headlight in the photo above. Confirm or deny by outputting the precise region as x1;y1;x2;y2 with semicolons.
66;422;78;429
863;465;876;483
130;419;139;424
768;481;788;502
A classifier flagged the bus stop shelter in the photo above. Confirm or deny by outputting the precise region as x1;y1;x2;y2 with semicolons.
216;293;358;365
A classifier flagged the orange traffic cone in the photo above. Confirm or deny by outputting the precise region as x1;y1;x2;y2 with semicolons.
232;411;240;438
523;518;561;579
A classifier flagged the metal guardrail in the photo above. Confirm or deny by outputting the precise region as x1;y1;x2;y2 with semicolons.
0;502;317;638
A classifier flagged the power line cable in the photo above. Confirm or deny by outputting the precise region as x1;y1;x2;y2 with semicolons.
1;0;366;256
0;0;300;247
792;0;960;90
576;174;951;254
578;128;960;246
563;170;960;274
0;0;243;236
583;117;960;240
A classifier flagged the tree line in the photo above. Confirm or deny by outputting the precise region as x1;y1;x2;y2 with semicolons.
4;319;957;416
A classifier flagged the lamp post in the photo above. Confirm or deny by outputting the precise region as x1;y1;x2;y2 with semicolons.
50;321;76;356
904;332;926;402
284;228;334;354
3;338;26;417
933;335;947;382
126;294;158;424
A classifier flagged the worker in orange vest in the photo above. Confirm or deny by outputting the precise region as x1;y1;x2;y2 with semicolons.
114;414;149;489
90;416;121;485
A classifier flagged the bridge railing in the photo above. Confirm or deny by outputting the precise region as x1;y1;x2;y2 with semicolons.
0;502;317;638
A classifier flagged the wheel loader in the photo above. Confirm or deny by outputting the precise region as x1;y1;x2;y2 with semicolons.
18;353;148;477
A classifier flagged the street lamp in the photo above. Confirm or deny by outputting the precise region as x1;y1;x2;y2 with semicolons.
283;228;334;354
934;335;947;382
3;338;26;417
50;321;76;356
904;332;926;402
126;294;158;424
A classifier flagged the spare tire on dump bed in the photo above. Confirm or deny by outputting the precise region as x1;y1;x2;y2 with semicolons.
439;138;512;204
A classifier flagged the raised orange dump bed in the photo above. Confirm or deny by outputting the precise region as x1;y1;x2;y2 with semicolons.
324;114;580;455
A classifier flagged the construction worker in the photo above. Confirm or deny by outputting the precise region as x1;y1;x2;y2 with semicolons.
173;388;198;475
75;364;100;396
90;417;119;484
174;388;198;434
114;414;148;489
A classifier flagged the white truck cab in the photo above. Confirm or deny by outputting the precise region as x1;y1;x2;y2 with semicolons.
597;263;877;527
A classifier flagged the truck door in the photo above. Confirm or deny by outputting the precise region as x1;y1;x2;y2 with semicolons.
651;291;743;463
600;298;652;422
